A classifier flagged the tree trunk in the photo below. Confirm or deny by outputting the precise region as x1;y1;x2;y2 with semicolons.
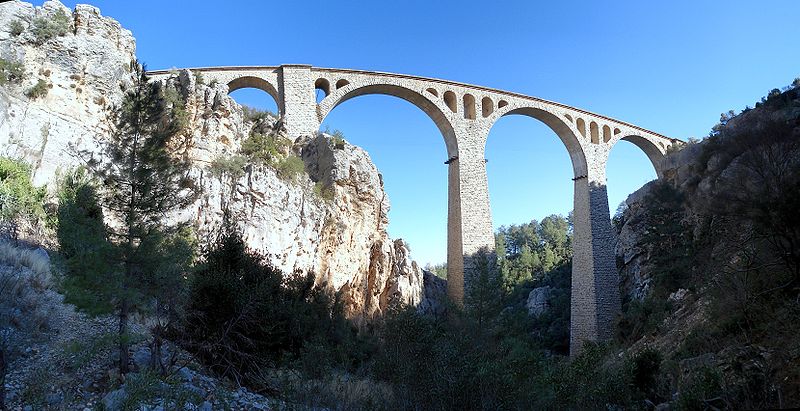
119;297;130;375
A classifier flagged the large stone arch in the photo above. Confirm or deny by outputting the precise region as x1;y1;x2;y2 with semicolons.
226;75;283;115
490;106;589;177
484;103;622;357
609;133;668;178
318;83;458;158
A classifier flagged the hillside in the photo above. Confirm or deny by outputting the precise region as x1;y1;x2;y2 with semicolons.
612;82;800;408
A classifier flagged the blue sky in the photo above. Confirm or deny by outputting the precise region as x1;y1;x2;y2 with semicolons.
60;0;800;265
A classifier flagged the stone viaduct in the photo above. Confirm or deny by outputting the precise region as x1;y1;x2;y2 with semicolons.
149;65;680;355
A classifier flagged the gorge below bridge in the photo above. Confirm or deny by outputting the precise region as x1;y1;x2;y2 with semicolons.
148;65;681;355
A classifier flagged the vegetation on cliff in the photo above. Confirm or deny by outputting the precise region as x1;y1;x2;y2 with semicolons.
613;80;800;409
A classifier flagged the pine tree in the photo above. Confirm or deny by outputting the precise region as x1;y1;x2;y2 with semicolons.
84;62;195;374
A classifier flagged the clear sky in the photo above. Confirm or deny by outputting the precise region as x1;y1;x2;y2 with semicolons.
59;0;800;266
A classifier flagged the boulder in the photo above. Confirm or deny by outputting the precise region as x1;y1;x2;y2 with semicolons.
526;286;551;316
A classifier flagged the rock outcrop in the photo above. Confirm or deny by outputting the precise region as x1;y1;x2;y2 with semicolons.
526;286;552;316
0;0;439;324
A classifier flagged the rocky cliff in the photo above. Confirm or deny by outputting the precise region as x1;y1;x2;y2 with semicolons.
612;85;800;408
0;0;440;325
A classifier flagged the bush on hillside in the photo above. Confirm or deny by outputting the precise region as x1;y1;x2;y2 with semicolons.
24;79;49;99
8;20;24;37
241;105;276;123
180;216;362;390
240;131;286;164
331;130;346;149
31;8;71;44
0;158;47;240
55;168;117;315
209;154;247;181
0;58;25;86
276;155;305;182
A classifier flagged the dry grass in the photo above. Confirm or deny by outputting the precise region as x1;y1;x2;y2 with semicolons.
0;240;59;340
0;240;52;282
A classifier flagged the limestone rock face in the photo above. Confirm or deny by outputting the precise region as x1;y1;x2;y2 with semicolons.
0;1;439;323
526;286;552;316
614;183;657;302
0;0;136;187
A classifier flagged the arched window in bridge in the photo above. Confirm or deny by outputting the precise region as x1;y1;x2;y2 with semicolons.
315;78;331;103
463;93;476;120
482;97;494;118
443;91;457;113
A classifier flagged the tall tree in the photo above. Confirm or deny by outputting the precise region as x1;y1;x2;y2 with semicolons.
86;62;195;374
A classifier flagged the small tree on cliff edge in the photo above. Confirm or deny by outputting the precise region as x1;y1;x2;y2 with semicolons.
86;62;195;374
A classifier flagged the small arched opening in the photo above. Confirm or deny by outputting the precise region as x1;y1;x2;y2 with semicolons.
576;117;587;137
590;121;600;144
315;78;331;103
335;79;350;89
463;94;476;120
443;91;457;113
481;97;494;118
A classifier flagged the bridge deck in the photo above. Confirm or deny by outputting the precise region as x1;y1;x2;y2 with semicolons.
146;66;676;142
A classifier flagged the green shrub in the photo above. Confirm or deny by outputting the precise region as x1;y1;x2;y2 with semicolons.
277;154;305;181
543;342;637;409
55;169;117;315
331;130;346;149
120;370;204;410
31;8;71;44
209;154;247;180
160;85;189;132
181;218;361;389
675;366;725;410
241;131;282;163
630;348;663;397
193;71;204;86
18;363;56;407
0;157;46;222
313;181;335;202
9;20;24;37
241;105;276;123
24;79;49;99
0;57;25;86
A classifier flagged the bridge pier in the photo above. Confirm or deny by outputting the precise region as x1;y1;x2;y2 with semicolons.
570;159;619;356
445;149;495;305
278;65;319;137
